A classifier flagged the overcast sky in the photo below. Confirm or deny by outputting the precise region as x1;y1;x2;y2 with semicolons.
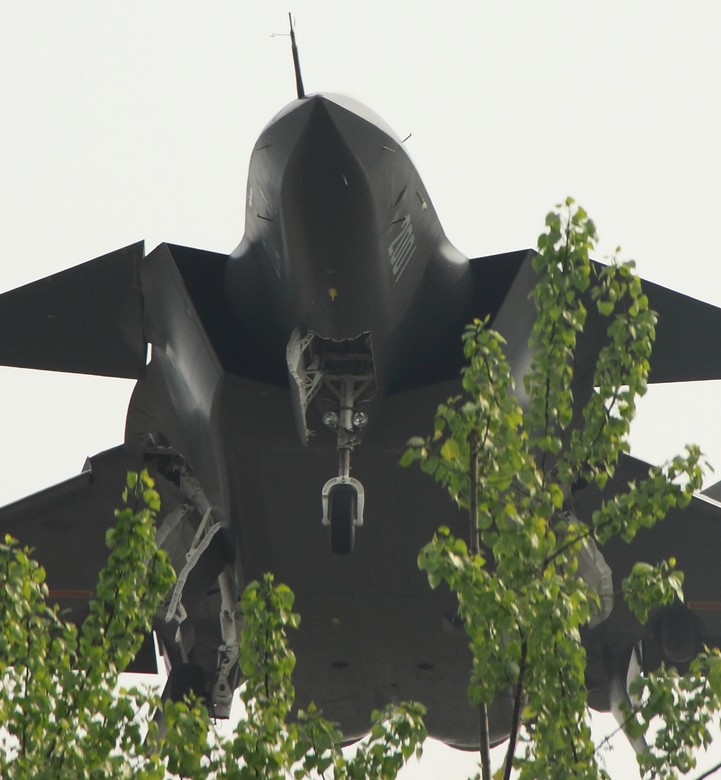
2;2;721;777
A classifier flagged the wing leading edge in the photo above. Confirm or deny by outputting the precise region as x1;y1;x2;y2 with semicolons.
470;250;721;385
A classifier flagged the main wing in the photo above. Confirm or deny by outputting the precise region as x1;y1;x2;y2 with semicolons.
570;454;721;710
470;249;721;385
0;445;160;671
0;442;232;679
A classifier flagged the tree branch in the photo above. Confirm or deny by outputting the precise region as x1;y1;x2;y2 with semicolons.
469;429;480;556
691;761;721;780
503;639;528;780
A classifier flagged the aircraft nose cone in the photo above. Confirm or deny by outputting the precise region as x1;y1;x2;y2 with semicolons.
259;92;401;161
297;94;340;142
279;97;383;338
290;94;363;157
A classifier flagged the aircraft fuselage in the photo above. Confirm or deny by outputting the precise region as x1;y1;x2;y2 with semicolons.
225;93;471;397
125;92;487;745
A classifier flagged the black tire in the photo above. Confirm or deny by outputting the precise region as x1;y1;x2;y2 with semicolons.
329;484;356;555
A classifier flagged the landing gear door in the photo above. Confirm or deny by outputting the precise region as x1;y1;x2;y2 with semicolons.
287;328;324;444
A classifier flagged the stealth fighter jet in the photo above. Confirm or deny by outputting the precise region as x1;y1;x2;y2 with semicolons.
3;55;721;747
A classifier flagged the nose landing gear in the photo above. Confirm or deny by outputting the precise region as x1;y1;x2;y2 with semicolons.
287;329;375;555
321;375;369;555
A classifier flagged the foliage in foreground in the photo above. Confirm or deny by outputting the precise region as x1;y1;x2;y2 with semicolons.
403;199;721;779
0;471;425;778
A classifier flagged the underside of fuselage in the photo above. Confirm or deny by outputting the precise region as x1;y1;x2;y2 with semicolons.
129;320;512;746
116;231;721;747
223;373;486;745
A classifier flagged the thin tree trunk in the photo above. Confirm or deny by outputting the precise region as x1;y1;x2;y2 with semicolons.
470;429;490;777
468;430;480;556
503;640;527;780
479;702;492;780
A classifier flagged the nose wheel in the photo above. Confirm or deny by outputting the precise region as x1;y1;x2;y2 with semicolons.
322;477;365;555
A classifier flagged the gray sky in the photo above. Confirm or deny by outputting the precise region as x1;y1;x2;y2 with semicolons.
2;2;721;776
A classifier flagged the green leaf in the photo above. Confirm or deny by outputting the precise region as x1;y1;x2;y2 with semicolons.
441;438;461;462
399;449;416;467
406;436;426;448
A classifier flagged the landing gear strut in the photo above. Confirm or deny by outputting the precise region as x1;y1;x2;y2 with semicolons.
286;329;375;555
320;374;368;555
148;449;240;717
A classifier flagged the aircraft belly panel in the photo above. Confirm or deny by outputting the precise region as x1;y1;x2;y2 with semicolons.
225;434;488;743
290;593;481;746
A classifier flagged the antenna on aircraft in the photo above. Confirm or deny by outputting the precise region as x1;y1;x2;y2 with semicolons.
289;13;305;99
